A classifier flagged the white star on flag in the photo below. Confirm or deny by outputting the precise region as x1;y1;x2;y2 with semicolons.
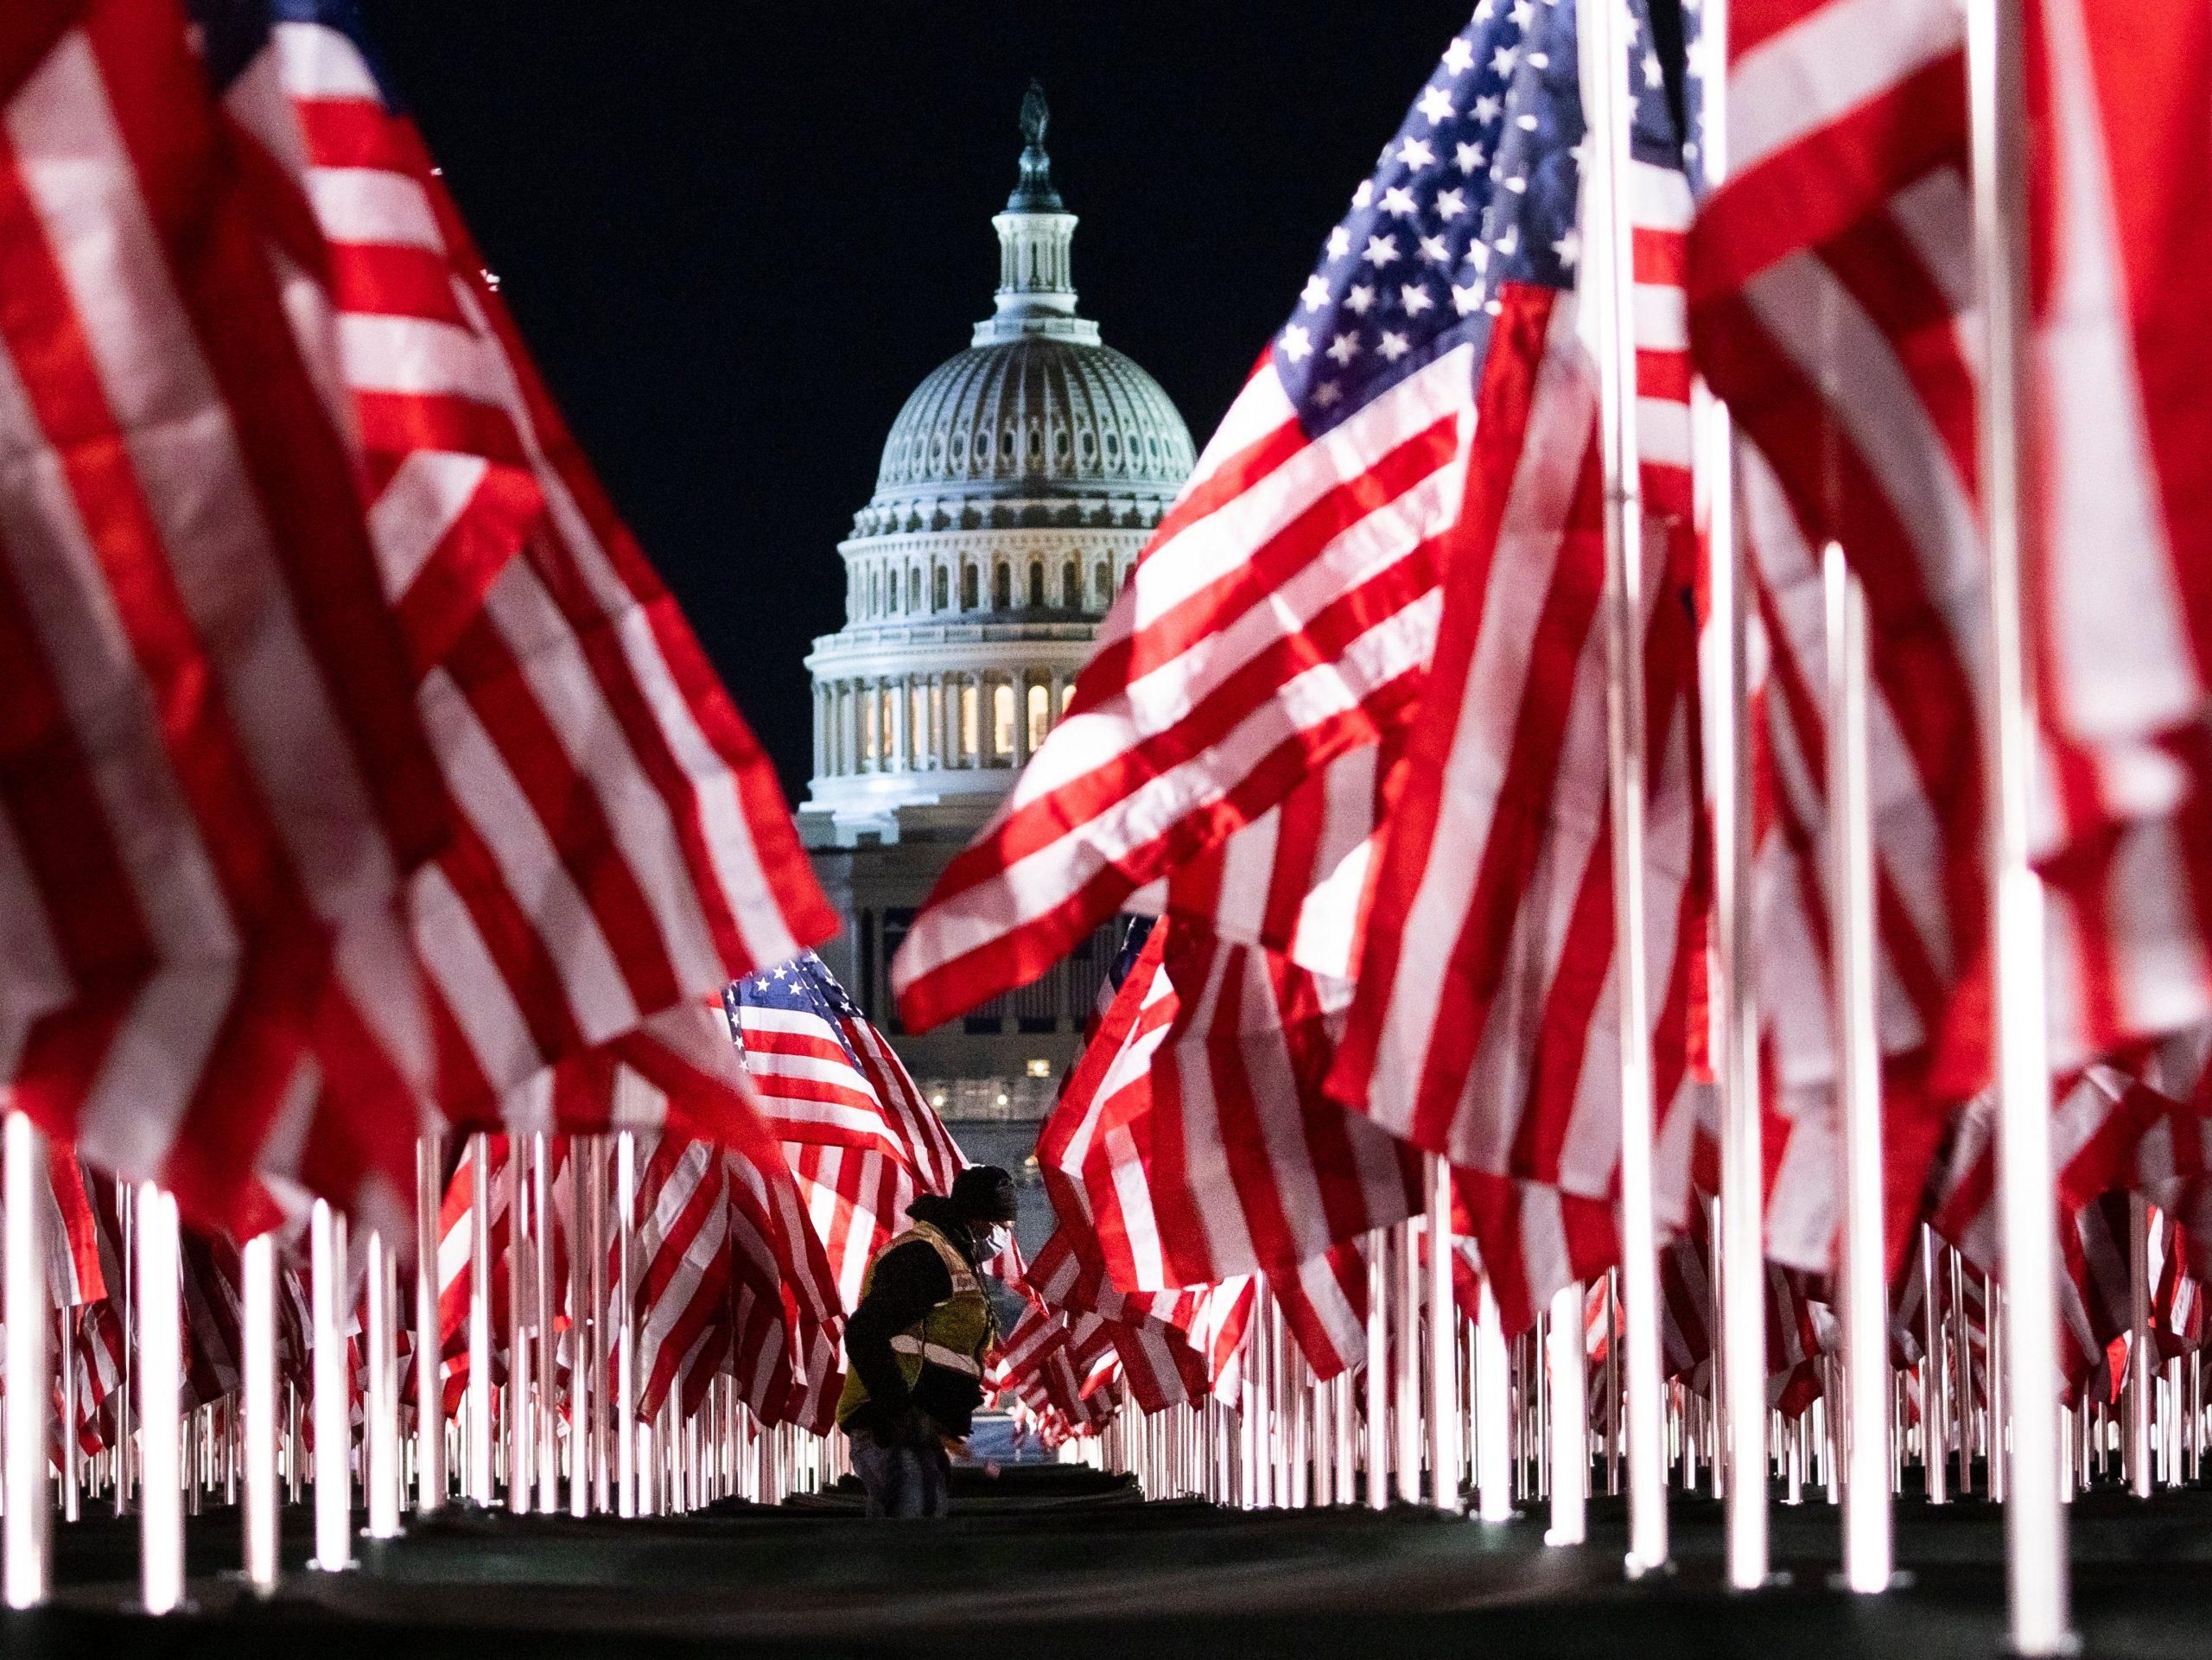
1300;274;1332;311
1376;330;1411;362
1441;36;1476;74
1362;235;1401;269
1435;187;1467;220
1381;185;1418;217
1281;324;1313;362
1397;137;1434;169
1400;283;1433;316
1326;331;1362;365
1416;85;1455;124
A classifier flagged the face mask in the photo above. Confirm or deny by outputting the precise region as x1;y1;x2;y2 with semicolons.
974;1224;1008;1261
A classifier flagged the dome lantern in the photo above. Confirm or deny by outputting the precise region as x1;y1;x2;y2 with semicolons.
977;81;1095;348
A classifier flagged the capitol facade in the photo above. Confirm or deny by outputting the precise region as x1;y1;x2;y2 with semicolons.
799;88;1193;1138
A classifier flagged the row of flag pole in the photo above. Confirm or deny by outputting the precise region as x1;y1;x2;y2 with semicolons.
0;3;2207;1658
885;2;2209;1657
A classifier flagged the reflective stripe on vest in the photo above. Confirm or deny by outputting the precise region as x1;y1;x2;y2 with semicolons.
890;1335;983;1377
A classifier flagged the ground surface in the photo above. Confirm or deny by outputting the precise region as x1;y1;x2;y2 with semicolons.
8;1468;2212;1658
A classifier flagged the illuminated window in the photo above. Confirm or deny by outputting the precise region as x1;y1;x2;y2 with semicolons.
1025;1059;1052;1079
858;686;877;763
992;682;1015;758
880;688;896;766
1060;681;1076;716
959;681;979;761
930;681;945;761
909;683;927;764
1027;682;1049;751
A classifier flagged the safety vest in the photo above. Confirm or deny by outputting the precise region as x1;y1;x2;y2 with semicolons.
836;1220;998;1428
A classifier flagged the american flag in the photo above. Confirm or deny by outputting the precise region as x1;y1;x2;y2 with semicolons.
0;0;463;1233
889;11;1552;1034
728;952;983;1322
1688;0;2212;1097
1041;917;1420;1294
1328;0;1708;1340
192;0;836;1218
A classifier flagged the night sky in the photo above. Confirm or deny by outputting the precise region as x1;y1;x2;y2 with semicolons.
357;3;1477;802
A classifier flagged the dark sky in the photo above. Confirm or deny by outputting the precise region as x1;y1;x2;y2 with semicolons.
359;3;1478;802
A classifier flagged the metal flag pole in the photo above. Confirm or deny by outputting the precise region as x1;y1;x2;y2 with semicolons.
533;1134;558;1512
1966;0;2070;1647
505;1141;531;1516
1695;0;1770;1587
1473;1266;1512;1523
1825;540;1892;1591
414;1131;445;1513
1546;1282;1588;1544
1426;1156;1460;1511
570;1135;594;1517
3;1111;51;1608
465;1134;494;1505
1365;1231;1389;1511
1921;1226;1949;1504
240;1231;279;1593
365;1229;403;1539
588;1137;612;1513
1334;1358;1357;1504
137;1183;185;1614
1394;1218;1421;1504
2126;1193;2152;1498
58;1307;78;1523
1580;0;1666;1577
309;1199;353;1571
614;1129;639;1517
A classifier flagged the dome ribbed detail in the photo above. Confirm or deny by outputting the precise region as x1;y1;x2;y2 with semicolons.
857;336;1194;537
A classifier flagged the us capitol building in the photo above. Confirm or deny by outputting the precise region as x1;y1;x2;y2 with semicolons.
798;86;1194;1142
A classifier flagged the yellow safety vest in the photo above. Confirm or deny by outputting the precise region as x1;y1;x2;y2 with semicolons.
836;1220;998;1428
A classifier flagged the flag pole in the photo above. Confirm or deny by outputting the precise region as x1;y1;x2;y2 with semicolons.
1922;1227;1949;1504
1692;0;1771;1590
365;1228;403;1539
505;1141;531;1515
466;1134;494;1505
309;1199;353;1571
1394;1218;1421;1504
533;1134;558;1512
240;1231;279;1593
1426;1157;1461;1511
414;1131;445;1513
1545;1282;1588;1543
1365;1231;1389;1511
1824;541;1892;1589
1473;1265;1513;1523
137;1184;185;1613
588;1137;612;1513
2126;1193;2152;1497
1580;0;1668;1577
570;1136;594;1517
3;1111;50;1609
614;1129;639;1517
1965;0;2070;1646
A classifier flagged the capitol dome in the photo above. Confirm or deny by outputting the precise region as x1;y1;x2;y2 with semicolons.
859;339;1194;536
803;83;1193;847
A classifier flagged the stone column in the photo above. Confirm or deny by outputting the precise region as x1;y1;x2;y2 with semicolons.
811;683;828;781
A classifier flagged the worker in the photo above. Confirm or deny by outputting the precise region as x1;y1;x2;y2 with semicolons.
837;1165;1018;1517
